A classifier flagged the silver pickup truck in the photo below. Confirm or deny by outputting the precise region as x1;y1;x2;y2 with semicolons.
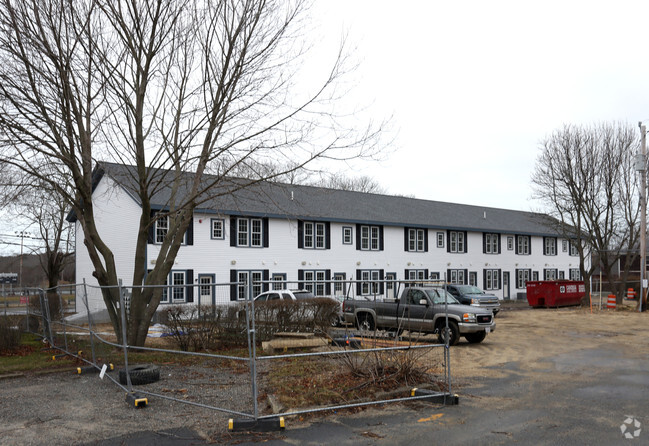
341;286;495;345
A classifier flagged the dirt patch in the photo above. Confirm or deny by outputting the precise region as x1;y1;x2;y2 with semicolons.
1;304;647;445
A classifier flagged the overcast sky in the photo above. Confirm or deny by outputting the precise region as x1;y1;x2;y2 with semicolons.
310;0;649;212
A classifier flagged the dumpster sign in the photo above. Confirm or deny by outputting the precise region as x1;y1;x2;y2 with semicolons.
0;273;18;284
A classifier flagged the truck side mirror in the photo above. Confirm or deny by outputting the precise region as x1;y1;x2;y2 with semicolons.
419;298;428;306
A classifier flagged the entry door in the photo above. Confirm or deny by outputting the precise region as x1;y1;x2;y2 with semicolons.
503;272;510;300
385;272;397;299
198;274;215;306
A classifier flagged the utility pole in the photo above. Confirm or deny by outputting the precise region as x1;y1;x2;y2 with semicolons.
638;123;647;312
17;230;27;289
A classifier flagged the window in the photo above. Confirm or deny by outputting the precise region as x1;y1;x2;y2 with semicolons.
155;215;168;244
516;235;531;255
357;225;383;251
469;272;477;286
271;273;286;290
237;271;249;301
569;240;579;256
231;217;267;248
357;269;383;295
544;237;557;256
484;233;500;254
405;269;428;285
559;271;565;280
532;271;539;281
300;221;329;249
507;236;514;250
160;270;194;304
562;239;568;252
430;272;440;280
406;228;427;252
448;231;466;253
569;269;580;280
516;269;531;289
211;219;224;239
299;269;330;296
447;269;467;284
342;226;353;245
199;275;214;299
437;232;444;248
544;269;558;280
484;269;501;290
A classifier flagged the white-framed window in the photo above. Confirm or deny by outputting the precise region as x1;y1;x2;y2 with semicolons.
484;269;500;290
199;276;213;298
484;233;499;254
408;228;426;252
533;271;539;281
569;268;581;280
211;219;224;239
360;225;381;251
448;269;466;284
544;268;558;280
562;239;568;252
469;272;477;286
155;215;168;244
430;272;440;280
303;222;326;249
559;270;565;279
272;273;286;290
237;217;263;247
507;236;514;250
342;226;353;245
303;270;327;296
448;231;466;253
171;271;186;302
407;269;427;282
360;270;381;295
569;240;579;256
516;235;530;255
544;237;557;256
516;269;531;289
437;232;444;248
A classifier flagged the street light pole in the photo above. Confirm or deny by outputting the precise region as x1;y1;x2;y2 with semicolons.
638;123;647;312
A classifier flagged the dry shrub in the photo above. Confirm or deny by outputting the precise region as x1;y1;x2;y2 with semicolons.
0;315;22;351
29;293;62;321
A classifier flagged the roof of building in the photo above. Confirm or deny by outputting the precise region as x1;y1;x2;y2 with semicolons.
87;162;562;237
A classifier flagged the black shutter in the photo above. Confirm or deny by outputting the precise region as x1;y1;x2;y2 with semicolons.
404;228;409;252
447;232;451;253
424;229;428;252
325;222;331;249
446;269;451;283
185;217;194;245
356;225;361;250
186;269;194;302
498;269;502;289
463;231;468;253
298;269;304;290
379;226;384;251
463;269;468;284
230;217;237;247
528;236;532;255
148;211;156;244
424;269;429;281
230;269;238;301
498;234;501;254
356;269;362;295
379;269;384;294
325;270;331;295
483;270;487;289
483;233;487;254
263;218;269;247
404;269;410;287
297;221;304;248
263;270;270;292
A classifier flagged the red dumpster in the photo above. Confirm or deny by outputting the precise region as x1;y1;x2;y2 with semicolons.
525;280;585;308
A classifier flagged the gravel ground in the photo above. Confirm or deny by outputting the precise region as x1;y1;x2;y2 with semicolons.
0;363;254;445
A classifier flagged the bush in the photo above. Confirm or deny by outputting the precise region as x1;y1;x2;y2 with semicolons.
29;292;62;321
0;315;22;351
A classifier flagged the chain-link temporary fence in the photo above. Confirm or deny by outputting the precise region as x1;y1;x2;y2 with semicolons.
21;278;461;428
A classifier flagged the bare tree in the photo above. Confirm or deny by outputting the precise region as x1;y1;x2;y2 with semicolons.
532;122;640;304
0;0;382;346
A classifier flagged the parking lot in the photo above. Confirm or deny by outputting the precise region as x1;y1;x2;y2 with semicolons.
2;303;649;445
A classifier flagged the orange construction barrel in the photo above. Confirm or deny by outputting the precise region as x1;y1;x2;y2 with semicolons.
607;294;616;309
627;288;636;300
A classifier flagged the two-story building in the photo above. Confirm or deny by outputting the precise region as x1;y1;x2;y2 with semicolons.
71;162;586;312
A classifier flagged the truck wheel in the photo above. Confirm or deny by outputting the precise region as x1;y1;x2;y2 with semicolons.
356;314;375;332
438;321;459;346
465;331;487;344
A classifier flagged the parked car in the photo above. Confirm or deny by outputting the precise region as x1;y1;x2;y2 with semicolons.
445;284;500;316
254;289;315;301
